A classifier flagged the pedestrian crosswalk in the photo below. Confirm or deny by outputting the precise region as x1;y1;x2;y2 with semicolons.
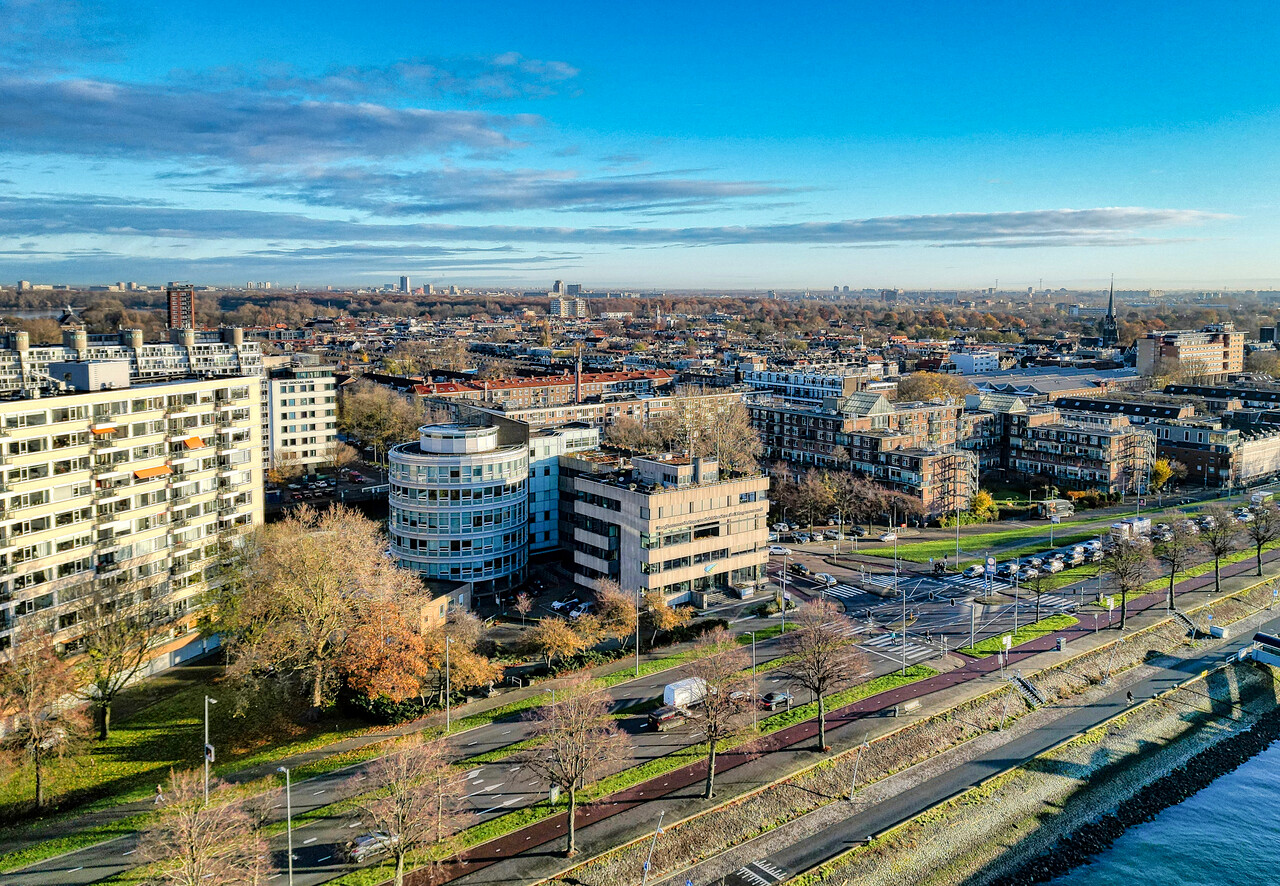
823;582;861;600
730;860;789;886
946;574;1014;593
858;632;936;663
1033;593;1079;614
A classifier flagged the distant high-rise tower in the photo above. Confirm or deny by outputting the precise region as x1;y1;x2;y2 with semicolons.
552;280;564;295
399;275;411;293
1099;277;1119;347
166;283;196;329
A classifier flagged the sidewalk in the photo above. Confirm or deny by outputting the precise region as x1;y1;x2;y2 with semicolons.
424;543;1280;886
2;619;770;862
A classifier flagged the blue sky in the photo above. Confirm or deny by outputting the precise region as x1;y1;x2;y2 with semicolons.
1;0;1277;289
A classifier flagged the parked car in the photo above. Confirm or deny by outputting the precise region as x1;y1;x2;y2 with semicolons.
1026;557;1043;568
1021;566;1041;578
795;533;812;544
811;531;826;542
767;532;779;543
997;561;1020;577
761;691;793;710
850;527;868;537
771;522;790;533
569;602;595;620
1044;559;1065;573
879;532;897;542
963;564;985;578
343;832;399;864
769;545;791;556
550;598;579;611
813;573;838;587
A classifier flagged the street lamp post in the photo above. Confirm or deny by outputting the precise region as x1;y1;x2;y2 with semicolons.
203;696;217;805
749;630;758;730
277;766;293;886
780;552;789;631
640;810;666;886
848;739;870;802
897;534;906;675
635;587;642;678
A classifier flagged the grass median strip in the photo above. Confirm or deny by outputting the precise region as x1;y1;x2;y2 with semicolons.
958;614;1079;657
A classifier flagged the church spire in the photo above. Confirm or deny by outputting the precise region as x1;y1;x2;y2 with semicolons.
1099;274;1119;347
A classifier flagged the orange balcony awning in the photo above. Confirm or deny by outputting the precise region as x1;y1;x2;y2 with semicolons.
91;427;114;435
183;436;204;449
134;464;172;480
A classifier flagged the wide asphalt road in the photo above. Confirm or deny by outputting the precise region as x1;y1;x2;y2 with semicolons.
8;607;945;886
709;611;1280;886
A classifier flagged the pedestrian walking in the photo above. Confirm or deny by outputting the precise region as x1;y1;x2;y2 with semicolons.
154;783;164;805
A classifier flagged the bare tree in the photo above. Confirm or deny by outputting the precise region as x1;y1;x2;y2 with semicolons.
338;380;422;461
783;601;866;750
138;770;271;886
522;681;626;856
1023;568;1053;624
514;592;533;627
1245;502;1280;576
687;632;749;798
1199;506;1241;594
0;629;85;809
354;737;464;886
1153;516;1200;610
75;577;170;739
1102;538;1153;630
324;441;360;472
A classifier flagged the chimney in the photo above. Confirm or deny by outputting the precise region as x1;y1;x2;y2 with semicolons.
575;351;582;404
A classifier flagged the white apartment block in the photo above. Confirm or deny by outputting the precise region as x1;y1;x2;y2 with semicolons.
0;369;263;669
267;365;339;475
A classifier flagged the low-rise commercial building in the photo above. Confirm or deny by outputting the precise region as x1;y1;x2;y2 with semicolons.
562;453;769;605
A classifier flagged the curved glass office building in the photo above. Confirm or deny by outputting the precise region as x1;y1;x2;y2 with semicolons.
388;424;528;596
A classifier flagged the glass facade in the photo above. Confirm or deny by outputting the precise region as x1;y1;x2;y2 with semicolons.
388;424;528;597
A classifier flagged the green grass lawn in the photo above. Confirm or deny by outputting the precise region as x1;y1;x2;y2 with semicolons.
0;671;373;828
864;525;1100;564
958;614;1079;657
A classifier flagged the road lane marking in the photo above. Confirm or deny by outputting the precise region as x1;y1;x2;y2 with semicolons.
303;837;317;844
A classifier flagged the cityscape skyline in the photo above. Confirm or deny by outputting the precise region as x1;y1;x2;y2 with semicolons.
1;1;1277;287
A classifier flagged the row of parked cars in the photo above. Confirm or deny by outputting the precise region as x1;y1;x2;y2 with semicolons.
549;597;596;620
963;538;1109;582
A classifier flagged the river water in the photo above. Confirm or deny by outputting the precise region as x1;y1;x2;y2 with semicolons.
1049;739;1280;885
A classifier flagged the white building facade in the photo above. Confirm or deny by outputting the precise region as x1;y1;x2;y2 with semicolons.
0;372;263;668
388;424;529;600
267;364;338;475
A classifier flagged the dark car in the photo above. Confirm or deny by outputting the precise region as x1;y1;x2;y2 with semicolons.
648;705;685;732
789;562;811;576
761;691;793;710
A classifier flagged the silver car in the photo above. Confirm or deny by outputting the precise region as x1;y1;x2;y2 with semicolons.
344;832;399;864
